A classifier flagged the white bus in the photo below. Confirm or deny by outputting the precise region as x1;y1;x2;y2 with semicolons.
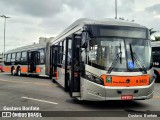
151;41;160;82
3;40;51;76
4;18;155;101
50;18;155;100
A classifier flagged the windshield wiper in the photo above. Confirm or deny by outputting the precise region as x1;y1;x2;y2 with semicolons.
119;43;122;64
129;44;134;65
129;44;147;74
107;43;122;74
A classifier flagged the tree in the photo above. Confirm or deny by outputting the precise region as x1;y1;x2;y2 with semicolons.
155;36;160;41
149;28;157;36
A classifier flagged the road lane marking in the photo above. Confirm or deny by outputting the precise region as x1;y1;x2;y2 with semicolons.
0;79;30;84
21;96;58;105
0;79;57;87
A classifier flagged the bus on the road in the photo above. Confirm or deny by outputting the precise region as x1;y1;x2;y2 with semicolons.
4;18;155;101
49;18;155;101
3;39;51;77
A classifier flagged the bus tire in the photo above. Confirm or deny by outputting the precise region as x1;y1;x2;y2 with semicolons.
154;70;160;83
11;67;16;76
52;79;56;83
34;74;39;78
17;67;21;76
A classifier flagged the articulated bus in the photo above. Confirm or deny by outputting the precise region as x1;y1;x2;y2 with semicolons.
49;18;154;100
4;18;155;101
3;41;51;76
151;41;160;82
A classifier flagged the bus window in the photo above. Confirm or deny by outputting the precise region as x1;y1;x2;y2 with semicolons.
11;53;16;62
16;52;21;61
62;40;66;64
21;51;27;61
67;40;72;66
57;42;63;64
7;54;11;62
38;49;45;64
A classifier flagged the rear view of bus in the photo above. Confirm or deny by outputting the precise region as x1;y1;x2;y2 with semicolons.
51;18;155;101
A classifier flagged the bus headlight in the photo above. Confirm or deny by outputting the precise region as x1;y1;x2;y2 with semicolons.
85;72;103;85
150;75;155;84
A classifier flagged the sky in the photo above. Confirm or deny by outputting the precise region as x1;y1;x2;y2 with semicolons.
0;0;160;53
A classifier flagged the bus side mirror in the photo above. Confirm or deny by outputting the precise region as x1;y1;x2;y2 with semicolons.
82;31;91;49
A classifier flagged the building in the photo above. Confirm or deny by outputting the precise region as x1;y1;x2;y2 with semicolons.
39;37;54;44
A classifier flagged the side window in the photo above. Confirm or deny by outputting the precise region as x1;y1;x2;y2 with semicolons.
11;53;16;62
16;52;21;61
21;51;27;61
38;49;45;64
62;40;66;64
7;54;11;62
68;40;72;65
57;42;63;64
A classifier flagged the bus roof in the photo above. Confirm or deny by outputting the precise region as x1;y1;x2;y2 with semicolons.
51;18;147;44
69;18;146;28
5;43;46;54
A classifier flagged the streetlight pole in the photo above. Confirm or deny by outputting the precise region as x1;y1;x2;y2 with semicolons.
0;15;10;61
115;0;117;19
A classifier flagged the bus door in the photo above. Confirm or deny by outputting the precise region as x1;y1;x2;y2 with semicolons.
64;37;72;91
69;34;81;97
51;45;60;80
28;51;39;73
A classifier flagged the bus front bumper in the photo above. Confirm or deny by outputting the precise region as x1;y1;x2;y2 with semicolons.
82;79;154;101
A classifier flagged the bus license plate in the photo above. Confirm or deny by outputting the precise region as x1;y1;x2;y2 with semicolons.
121;95;133;100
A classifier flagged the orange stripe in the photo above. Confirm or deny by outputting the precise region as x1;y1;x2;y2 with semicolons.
20;66;28;73
36;67;41;73
3;66;11;73
101;74;150;87
3;66;43;74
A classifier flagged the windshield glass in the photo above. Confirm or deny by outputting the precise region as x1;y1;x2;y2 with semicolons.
88;38;152;72
126;39;151;71
89;38;126;71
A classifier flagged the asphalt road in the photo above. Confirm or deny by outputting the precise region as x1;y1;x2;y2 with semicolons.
0;72;160;120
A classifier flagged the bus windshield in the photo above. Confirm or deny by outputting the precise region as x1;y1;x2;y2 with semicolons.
88;38;151;72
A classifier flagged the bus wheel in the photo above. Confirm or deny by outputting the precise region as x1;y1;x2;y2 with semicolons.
154;72;160;83
11;68;16;76
52;79;56;83
17;68;21;76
